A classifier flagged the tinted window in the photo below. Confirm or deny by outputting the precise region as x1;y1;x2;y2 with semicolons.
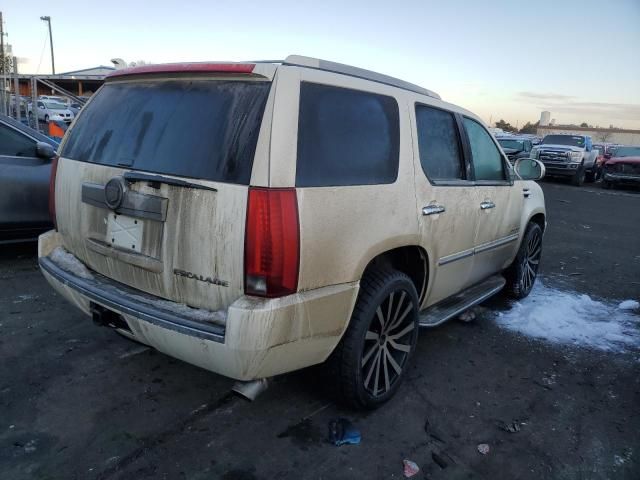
296;83;399;187
541;135;585;147
0;124;37;157
415;105;464;181
62;80;270;184
463;118;506;182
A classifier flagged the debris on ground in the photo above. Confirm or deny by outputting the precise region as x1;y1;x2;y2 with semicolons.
618;300;639;311
327;418;360;446
458;309;476;323
402;459;420;477
499;421;521;433
477;443;490;455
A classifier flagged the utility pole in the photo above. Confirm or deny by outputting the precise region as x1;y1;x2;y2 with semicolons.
40;15;55;74
0;11;6;115
13;56;19;121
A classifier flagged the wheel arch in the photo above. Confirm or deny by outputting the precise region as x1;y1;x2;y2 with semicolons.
529;212;546;233
359;244;429;305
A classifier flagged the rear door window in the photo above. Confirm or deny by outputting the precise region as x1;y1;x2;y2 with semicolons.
61;80;271;184
415;105;464;181
296;82;399;187
463;118;507;182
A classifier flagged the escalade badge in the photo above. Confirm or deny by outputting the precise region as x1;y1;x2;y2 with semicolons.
173;268;229;287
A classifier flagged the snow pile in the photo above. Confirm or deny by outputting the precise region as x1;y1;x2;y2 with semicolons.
495;282;639;352
619;300;639;311
49;247;94;280
131;294;227;326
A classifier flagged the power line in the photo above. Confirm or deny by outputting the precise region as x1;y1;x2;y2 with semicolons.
36;28;48;74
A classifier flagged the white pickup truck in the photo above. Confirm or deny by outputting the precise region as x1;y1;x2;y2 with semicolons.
530;134;598;186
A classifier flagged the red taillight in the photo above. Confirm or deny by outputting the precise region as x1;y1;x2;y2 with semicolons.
48;156;59;230
244;187;299;297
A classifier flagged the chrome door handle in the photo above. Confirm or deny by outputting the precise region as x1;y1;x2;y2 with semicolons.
480;201;495;210
422;204;445;216
523;188;531;198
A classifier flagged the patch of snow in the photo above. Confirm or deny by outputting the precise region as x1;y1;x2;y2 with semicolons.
13;294;38;304
614;455;626;467
49;247;94;280
619;300;639;311
130;294;227;326
494;282;639;352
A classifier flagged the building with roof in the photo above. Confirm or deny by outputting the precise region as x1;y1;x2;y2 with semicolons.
10;65;115;98
537;125;640;145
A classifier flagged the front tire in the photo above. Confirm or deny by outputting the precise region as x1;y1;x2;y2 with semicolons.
505;222;543;299
571;164;585;186
330;268;419;409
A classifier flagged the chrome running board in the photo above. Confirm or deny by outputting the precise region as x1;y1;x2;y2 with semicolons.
419;275;506;328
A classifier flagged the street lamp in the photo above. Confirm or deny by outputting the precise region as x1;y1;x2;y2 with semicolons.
40;15;55;74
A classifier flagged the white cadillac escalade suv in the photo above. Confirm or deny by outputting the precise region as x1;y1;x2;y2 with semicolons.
39;56;546;409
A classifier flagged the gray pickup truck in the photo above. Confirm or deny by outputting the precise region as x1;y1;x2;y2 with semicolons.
530;134;598;186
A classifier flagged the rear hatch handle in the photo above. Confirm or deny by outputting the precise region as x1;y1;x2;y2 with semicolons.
123;171;217;192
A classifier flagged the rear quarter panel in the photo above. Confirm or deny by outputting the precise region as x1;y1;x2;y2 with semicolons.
269;67;420;291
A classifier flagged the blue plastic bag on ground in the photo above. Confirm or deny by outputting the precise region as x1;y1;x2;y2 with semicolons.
328;418;361;446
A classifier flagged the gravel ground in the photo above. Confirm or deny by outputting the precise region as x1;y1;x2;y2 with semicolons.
1;180;639;480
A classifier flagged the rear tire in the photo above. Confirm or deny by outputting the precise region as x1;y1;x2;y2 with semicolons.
585;168;597;183
504;222;543;299
329;267;419;409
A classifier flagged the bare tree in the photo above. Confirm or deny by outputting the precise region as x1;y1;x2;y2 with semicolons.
0;53;12;74
597;131;613;143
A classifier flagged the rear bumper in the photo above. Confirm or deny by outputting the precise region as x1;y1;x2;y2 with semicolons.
38;230;359;380
40;256;226;343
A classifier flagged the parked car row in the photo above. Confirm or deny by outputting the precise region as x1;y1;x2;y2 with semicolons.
28;100;76;124
8;94;86;126
521;134;639;189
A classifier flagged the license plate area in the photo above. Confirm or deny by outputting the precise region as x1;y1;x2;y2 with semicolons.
106;213;144;252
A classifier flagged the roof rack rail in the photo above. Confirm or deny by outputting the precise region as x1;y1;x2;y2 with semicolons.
282;55;441;100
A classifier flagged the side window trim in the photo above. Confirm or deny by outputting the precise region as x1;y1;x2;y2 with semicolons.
414;102;473;187
454;112;474;182
460;115;512;186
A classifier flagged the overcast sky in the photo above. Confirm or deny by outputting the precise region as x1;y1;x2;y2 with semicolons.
3;0;639;128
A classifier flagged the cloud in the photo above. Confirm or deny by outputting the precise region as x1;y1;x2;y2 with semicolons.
518;91;576;101
516;91;640;125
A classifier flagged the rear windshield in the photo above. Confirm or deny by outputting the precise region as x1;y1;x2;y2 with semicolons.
61;79;270;184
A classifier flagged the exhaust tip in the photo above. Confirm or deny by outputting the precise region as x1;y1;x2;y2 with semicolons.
232;378;269;401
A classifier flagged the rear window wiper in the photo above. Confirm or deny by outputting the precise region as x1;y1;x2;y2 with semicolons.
123;172;217;192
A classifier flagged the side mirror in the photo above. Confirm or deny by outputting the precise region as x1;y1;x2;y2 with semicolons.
36;142;56;160
514;158;545;181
